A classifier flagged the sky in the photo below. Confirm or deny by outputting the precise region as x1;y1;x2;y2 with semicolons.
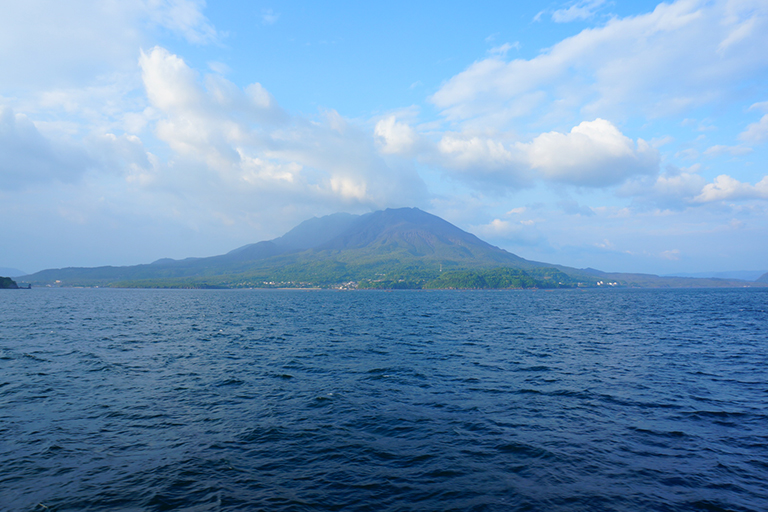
1;0;767;276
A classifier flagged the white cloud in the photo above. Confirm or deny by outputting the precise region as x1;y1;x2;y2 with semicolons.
139;47;426;208
436;132;530;187
652;171;707;199
739;114;768;144
525;119;658;186
432;0;768;127
551;0;607;23
717;1;759;54
474;218;522;238
621;163;768;209
488;43;520;56
141;48;205;113
0;1;220;189
374;116;419;155
434;119;658;188
694;175;768;202
145;0;218;44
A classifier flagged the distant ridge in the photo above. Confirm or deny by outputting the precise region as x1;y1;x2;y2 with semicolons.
0;267;26;278
22;208;768;289
663;270;767;281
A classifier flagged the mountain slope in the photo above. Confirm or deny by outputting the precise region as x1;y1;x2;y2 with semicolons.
0;267;26;278
314;208;532;267
21;208;767;289
223;212;360;261
26;208;542;286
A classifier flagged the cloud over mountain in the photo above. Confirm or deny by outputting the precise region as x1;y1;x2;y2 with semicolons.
139;47;426;209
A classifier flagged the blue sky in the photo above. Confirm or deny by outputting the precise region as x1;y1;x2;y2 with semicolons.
1;0;767;275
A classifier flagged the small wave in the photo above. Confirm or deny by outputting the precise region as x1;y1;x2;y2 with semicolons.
217;378;245;387
495;441;556;460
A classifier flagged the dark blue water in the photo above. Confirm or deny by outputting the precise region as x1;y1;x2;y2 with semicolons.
1;288;767;511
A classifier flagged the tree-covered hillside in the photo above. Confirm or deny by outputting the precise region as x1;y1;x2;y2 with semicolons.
1;277;19;289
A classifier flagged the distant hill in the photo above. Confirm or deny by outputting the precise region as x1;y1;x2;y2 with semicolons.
757;272;768;284
0;267;26;278
23;208;768;289
664;270;767;281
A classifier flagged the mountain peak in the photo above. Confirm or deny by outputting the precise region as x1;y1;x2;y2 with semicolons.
273;212;359;250
312;207;528;267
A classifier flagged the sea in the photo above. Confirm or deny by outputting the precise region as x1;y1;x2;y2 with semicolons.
1;288;767;511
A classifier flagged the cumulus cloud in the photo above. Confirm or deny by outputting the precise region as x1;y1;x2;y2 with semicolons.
374;116;420;155
621;163;768;208
436;132;530;187
434;119;658;188
619;164;699;208
473;217;534;239
139;47;426;208
694;175;768;202
525;119;658;186
432;0;768;127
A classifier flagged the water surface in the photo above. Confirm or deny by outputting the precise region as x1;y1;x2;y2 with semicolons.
1;288;767;511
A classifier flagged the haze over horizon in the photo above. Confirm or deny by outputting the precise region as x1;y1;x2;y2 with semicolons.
2;0;767;276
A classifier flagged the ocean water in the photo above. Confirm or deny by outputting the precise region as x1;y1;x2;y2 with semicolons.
1;288;767;511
